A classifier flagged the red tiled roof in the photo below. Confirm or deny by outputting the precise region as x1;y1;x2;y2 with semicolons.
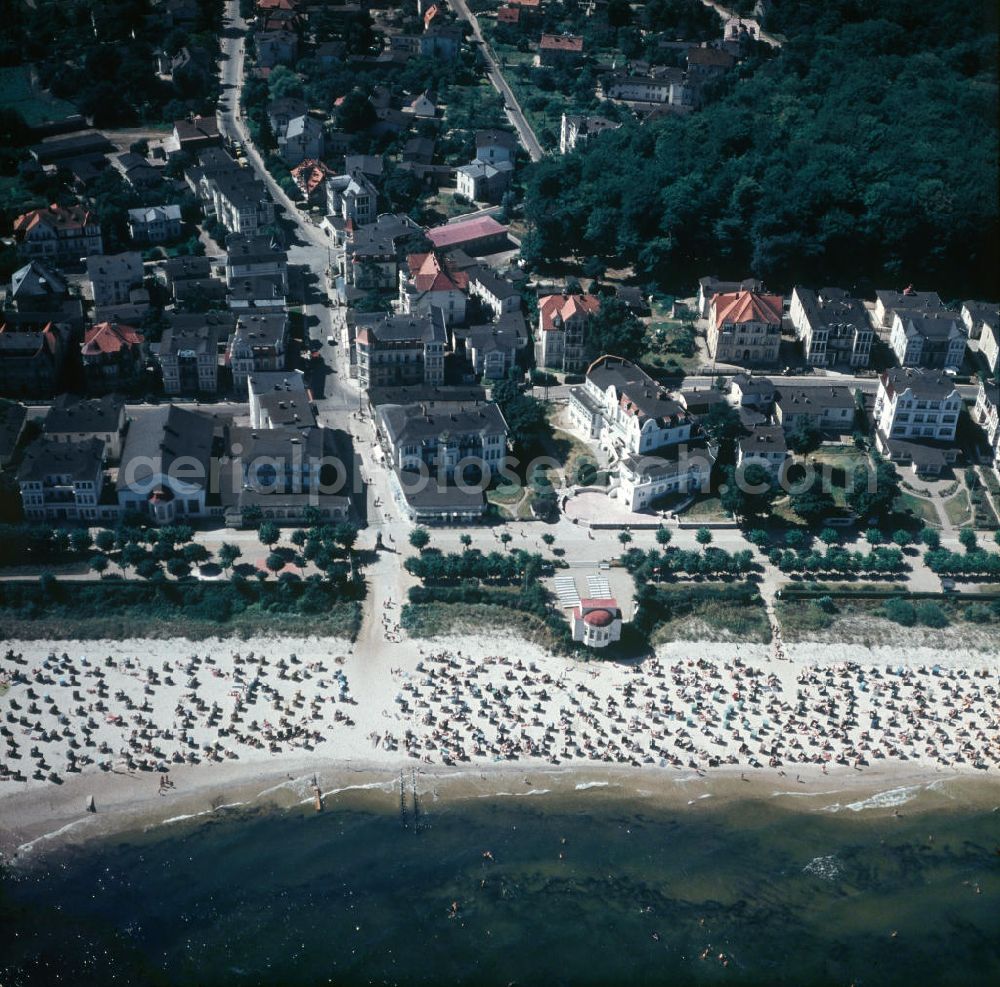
713;290;783;326
583;609;615;627
82;321;143;356
538;293;600;331
407;252;469;293
539;34;583;52
426;216;507;249
290;158;333;195
423;3;439;28
14;203;95;235
497;6;520;23
510;0;540;7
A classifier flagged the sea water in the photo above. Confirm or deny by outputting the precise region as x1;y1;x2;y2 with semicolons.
2;784;998;986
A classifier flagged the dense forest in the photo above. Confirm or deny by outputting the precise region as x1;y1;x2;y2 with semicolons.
0;0;224;126
522;0;999;299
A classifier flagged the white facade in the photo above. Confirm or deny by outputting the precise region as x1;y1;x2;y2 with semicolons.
974;382;999;472
616;451;713;512
571;599;623;648
874;369;961;443
979;320;999;374
889;311;966;370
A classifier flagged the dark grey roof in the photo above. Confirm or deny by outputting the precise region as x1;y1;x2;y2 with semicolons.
86;252;143;284
229;425;324;460
901;312;962;338
469;265;521;301
776;386;855;414
0;402;28;459
18;436;104;483
348;213;424;258
172;277;227;303
621;442;714;479
162;255;212;283
378;401;507;447
699;275;763;293
365;313;439;345
962;300;999;326
367;384;488;408
228;275;286;304
225;234;287;266
233;313;288;348
878;432;951;468
248;372;316;428
793;286;869;330
882;367;959;401
587;357;688;425
395;469;487;511
739;426;787;455
678;388;728;412
11;261;67;299
44;393;124;435
160;312;235;354
117;406;216;491
463;324;521;355
344;154;384;178
876;288;943;314
476;129;516;150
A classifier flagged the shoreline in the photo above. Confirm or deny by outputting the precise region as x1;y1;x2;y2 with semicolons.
2;631;999;865
5;754;999;867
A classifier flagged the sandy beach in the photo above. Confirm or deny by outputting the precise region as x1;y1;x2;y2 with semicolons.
2;630;999;863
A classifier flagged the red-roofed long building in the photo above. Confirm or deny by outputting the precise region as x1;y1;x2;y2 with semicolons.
425;216;508;255
536;292;601;372
539;34;584;65
708;289;783;365
13;204;103;263
81;321;145;393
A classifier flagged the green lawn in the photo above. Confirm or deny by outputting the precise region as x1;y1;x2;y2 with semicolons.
806;445;870;507
943;489;973;527
896;491;940;527
0;66;77;127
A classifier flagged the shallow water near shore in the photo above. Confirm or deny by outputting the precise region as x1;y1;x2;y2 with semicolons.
2;780;999;987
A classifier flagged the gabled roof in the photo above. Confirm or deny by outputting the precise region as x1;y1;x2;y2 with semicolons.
18;436;105;483
881;367;959;402
539;292;600;330
426;215;507;250
14;203;97;235
82;321;143;356
117;406;215;491
11;261;67;299
407;252;469;294
539;34;583;52
713;289;783;325
44;393;125;434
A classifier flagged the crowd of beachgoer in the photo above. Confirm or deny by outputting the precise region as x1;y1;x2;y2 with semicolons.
372;650;1000;773
1;645;998;786
0;648;355;786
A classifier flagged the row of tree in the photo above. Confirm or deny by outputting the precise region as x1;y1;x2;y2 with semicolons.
404;548;553;586
770;545;906;576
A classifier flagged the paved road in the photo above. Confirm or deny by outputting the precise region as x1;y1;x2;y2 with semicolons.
449;0;545;161
215;0;405;536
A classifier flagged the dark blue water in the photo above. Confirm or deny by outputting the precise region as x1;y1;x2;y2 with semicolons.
2;789;999;987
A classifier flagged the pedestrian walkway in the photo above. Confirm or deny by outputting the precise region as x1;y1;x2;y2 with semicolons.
586;574;611;597
554;576;580;609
